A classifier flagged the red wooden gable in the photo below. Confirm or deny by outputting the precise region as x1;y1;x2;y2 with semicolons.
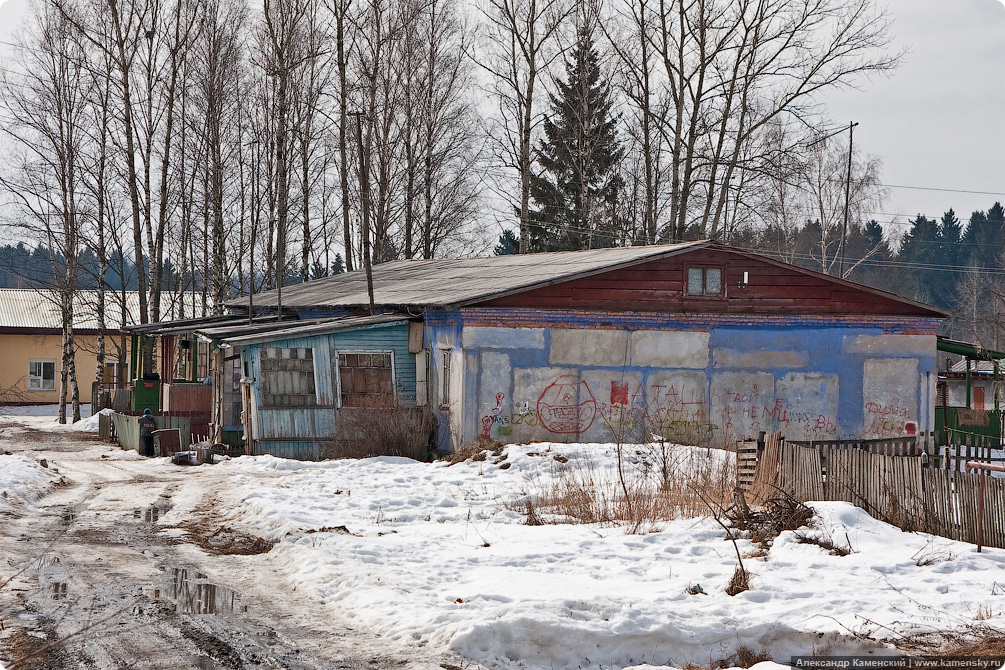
474;247;942;317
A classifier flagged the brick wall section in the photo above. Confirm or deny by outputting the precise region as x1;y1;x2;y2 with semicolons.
426;308;942;335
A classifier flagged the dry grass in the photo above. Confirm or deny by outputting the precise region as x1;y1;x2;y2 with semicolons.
793;530;853;556
440;439;505;465
939;634;1005;656
725;565;750;596
529;446;736;531
321;400;436;461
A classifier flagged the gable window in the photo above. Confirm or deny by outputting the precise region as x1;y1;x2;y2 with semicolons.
338;352;395;408
28;360;56;392
260;347;318;407
687;267;723;296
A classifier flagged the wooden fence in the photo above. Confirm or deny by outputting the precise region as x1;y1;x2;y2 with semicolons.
742;435;1005;550
943;427;1004;472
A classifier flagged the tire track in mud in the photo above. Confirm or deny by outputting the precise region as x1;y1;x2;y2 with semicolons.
0;434;447;670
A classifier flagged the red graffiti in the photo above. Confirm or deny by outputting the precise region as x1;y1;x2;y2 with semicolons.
815;415;835;432
480;415;493;439
537;375;597;434
610;381;629;406
492;392;505;415
865;402;908;418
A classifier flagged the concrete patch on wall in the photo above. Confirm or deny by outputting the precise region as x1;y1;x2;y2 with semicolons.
713;348;808;370
462;326;546;350
549;329;629;366
477;352;513;440
843;334;934;357
862;358;918;438
579;369;643;441
645;370;713;445
630;331;709;369
775;373;839;441
711;371;776;444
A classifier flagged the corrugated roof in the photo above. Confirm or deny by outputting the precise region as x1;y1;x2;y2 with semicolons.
950;360;1003;374
0;289;136;331
220;314;410;347
0;289;202;331
226;242;706;310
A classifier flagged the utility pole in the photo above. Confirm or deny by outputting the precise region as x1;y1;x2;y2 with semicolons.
246;138;260;326
351;111;376;314
838;121;858;279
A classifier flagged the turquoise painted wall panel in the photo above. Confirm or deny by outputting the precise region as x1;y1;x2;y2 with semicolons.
241;322;418;457
254;440;321;460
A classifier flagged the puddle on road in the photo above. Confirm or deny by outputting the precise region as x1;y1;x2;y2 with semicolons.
134;507;162;522
164;568;247;615
49;582;67;600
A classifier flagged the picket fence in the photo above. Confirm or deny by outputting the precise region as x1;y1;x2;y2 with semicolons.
741;435;1005;550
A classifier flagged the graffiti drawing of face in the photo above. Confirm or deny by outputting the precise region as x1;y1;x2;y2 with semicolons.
537;375;597;434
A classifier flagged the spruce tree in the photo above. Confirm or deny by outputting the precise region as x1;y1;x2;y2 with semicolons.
528;23;623;252
897;214;941;305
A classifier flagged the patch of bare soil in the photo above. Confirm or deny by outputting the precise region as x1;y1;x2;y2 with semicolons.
3;620;79;670
181;521;275;555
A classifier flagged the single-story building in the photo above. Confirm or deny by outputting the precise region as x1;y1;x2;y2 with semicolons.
202;241;946;457
0;289;138;404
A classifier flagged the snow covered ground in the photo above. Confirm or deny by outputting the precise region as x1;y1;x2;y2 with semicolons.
207;443;1005;670
3;405;1003;670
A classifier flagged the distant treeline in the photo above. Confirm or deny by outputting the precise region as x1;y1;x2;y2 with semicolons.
7;201;1005;346
0;243;140;291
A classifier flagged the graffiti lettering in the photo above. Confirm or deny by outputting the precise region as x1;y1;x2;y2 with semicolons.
865;402;908;418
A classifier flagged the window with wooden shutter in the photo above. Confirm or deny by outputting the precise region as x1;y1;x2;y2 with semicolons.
337;351;395;408
260;348;318;407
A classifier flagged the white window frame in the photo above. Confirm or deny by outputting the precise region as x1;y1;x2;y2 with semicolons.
28;359;56;392
686;265;725;297
102;361;122;389
334;350;397;409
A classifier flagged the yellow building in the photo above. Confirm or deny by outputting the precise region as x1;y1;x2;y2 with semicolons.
0;290;136;404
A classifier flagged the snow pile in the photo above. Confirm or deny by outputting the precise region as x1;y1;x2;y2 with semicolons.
215;443;1005;670
71;407;114;433
0;403;97;434
0;454;61;504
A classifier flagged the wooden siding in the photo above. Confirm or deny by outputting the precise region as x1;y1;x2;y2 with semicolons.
477;248;930;316
245;322;417;446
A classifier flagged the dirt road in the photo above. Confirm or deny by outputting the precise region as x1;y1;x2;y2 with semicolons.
0;424;455;670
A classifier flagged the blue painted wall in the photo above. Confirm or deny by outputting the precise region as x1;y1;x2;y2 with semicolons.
240;321;417;459
425;309;941;449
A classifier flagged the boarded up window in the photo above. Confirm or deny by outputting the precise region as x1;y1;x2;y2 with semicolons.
338;352;394;408
260;348;318;407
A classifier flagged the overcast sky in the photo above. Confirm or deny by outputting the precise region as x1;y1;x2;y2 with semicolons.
0;0;1002;242
819;0;1005;238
